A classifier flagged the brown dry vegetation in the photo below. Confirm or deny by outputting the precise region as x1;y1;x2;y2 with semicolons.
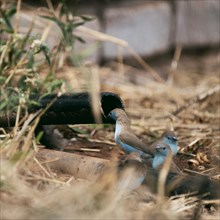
1;1;220;220
1;50;220;220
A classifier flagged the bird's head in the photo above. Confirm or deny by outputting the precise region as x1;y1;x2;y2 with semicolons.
152;142;173;169
155;142;172;157
162;130;178;146
108;109;118;121
108;108;129;122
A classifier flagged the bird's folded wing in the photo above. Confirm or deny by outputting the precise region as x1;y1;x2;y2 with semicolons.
171;161;182;174
118;131;154;156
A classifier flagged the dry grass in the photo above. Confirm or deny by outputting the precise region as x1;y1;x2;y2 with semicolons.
1;1;220;219
1;50;220;219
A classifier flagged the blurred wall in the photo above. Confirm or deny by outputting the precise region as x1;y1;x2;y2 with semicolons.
19;0;220;63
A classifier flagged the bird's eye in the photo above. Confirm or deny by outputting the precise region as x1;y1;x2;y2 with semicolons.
163;147;166;150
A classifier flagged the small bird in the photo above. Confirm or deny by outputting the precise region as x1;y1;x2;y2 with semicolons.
116;144;176;193
143;166;220;202
117;149;219;202
108;108;181;174
152;142;172;169
117;152;147;191
35;125;77;151
152;142;182;173
143;145;220;201
151;130;178;157
108;108;154;157
108;108;178;159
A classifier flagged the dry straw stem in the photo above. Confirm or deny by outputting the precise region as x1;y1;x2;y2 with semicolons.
33;156;52;178
0;95;59;164
2;23;36;89
0;112;36;157
202;200;220;205
90;66;102;124
117;45;125;79
157;149;173;200
79;148;101;152
171;45;182;71
183;169;213;178
14;0;21;35
23;174;69;185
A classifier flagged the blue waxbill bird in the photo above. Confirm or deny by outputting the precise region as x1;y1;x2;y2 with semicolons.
144;144;220;202
108;108;178;158
117;147;220;202
151;130;178;157
116;143;179;192
108;108;154;157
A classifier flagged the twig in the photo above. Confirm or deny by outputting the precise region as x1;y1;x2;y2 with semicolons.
34;157;52;178
90;66;102;124
24;175;68;185
66;176;74;185
171;45;182;71
200;167;216;173
14;0;21;35
79;148;101;152
177;151;196;157
183;169;211;178
88;138;116;146
173;85;220;116
76;25;128;47
127;47;165;84
188;138;201;147
40;158;60;164
202;199;220;205
16;112;39;141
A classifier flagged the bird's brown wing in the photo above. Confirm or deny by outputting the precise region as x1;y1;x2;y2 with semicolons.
118;130;154;156
153;158;182;174
149;141;157;155
171;161;182;174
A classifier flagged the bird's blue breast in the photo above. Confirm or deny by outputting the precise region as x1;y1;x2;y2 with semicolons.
152;155;165;169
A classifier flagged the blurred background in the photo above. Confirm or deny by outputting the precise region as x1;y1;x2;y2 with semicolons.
18;0;219;63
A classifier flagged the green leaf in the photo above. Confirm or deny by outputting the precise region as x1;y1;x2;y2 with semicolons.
42;47;51;65
71;127;89;134
27;51;35;69
1;13;13;31
5;5;16;18
80;15;94;22
73;21;85;28
39;15;64;32
0;100;8;111
74;35;86;43
35;130;44;144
